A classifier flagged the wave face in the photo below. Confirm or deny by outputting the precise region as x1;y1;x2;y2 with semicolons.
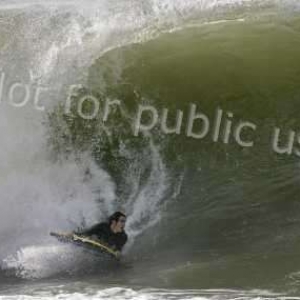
1;0;300;298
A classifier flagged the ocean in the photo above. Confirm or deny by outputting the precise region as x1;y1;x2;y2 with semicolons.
1;0;300;299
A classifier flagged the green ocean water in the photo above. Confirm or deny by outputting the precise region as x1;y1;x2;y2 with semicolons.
48;13;300;291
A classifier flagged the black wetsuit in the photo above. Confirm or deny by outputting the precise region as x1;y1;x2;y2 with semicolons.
81;222;127;251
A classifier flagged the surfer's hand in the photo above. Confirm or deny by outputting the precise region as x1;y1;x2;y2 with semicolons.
91;234;98;241
115;251;121;260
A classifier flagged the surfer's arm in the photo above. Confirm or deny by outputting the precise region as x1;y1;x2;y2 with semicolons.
114;250;122;260
80;226;97;236
79;223;106;237
115;232;128;251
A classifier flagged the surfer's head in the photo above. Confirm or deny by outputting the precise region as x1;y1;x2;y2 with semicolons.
109;211;126;233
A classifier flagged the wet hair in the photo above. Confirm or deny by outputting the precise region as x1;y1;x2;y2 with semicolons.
108;211;126;225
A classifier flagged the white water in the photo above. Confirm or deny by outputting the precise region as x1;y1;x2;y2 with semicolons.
0;287;289;300
0;0;173;279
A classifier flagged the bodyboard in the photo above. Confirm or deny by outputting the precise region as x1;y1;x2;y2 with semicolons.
50;232;119;259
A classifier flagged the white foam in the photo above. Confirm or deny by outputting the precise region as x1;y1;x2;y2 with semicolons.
0;287;290;300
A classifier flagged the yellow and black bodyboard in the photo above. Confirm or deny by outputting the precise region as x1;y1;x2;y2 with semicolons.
50;232;119;259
